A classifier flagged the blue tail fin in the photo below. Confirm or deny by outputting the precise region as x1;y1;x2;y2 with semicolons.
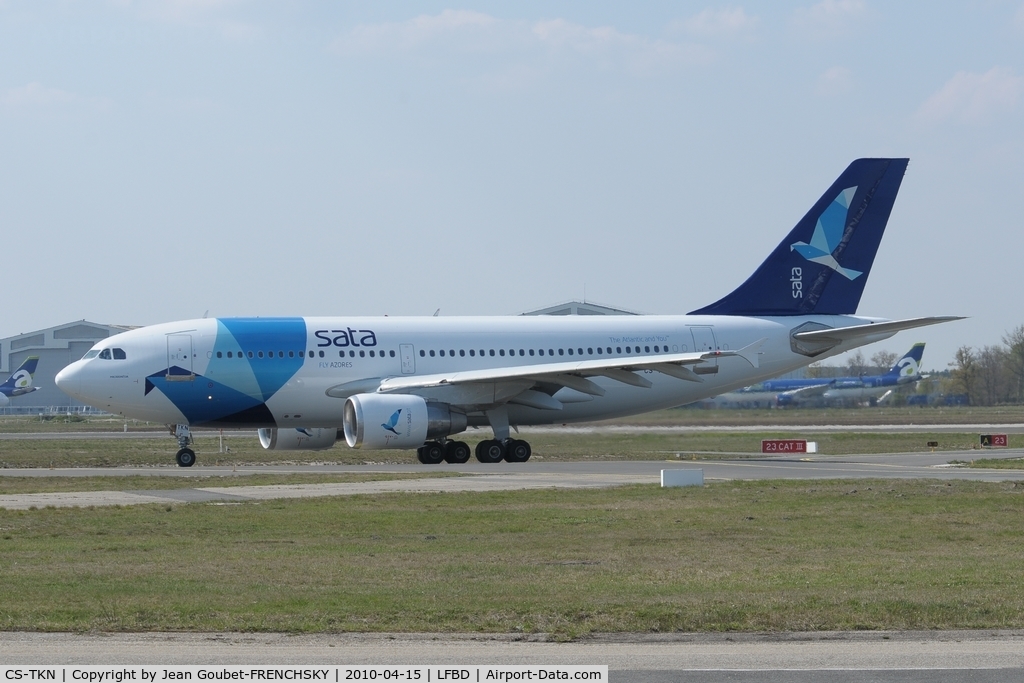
885;343;925;379
1;356;39;394
690;158;909;316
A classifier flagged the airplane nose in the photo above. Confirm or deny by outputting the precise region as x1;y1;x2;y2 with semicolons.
55;363;81;399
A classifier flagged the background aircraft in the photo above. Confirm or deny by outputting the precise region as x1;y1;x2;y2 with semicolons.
0;356;41;407
710;343;926;408
55;158;960;466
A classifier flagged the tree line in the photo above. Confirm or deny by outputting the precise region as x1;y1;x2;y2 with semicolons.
946;325;1024;406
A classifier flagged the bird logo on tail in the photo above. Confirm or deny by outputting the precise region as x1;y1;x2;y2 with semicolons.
790;186;863;280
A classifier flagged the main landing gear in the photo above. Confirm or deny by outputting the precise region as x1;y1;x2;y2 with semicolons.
416;439;472;464
171;424;196;467
416;438;532;464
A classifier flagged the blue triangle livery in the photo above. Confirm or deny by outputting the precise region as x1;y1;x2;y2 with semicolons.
56;158;961;466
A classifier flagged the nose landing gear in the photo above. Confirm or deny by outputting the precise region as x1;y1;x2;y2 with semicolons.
171;424;196;467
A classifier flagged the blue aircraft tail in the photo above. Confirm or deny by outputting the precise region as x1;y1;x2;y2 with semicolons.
690;158;909;316
1;356;39;395
885;343;925;380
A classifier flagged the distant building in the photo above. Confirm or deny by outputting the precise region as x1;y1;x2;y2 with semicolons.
521;300;641;316
0;321;133;413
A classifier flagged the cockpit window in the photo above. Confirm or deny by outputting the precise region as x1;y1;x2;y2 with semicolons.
113;348;126;360
98;349;112;360
83;350;100;359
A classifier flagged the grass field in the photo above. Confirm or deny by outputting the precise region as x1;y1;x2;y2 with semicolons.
1;422;1022;469
3;405;1024;433
2;479;1023;636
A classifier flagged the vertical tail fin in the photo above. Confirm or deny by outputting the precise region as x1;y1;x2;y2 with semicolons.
886;343;925;379
1;356;39;395
691;158;909;316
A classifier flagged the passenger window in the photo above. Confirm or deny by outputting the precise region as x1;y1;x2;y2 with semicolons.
359;351;365;357
616;347;621;354
350;350;355;357
568;348;574;356
258;351;264;358
248;351;255;359
489;349;495;356
470;349;476;357
499;349;505;357
529;349;535;356
390;350;396;357
439;350;445;357
98;349;111;360
597;348;602;355
420;350;425;357
289;351;295;358
430;350;435;357
548;349;554;356
369;350;375;357
519;349;525;356
588;348;593;354
538;349;544;356
319;350;325;358
645;346;650;353
216;351;222;359
460;350;465;357
450;350;455;357
578;348;583;355
558;349;564;356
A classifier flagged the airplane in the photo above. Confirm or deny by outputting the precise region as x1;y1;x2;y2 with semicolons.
0;356;41;407
709;342;926;408
55;158;962;467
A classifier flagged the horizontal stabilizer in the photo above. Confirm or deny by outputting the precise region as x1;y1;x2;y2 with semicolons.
792;316;964;344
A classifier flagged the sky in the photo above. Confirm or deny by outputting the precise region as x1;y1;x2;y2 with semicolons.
2;1;1023;372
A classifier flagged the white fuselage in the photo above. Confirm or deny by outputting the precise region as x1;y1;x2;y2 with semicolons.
55;314;895;431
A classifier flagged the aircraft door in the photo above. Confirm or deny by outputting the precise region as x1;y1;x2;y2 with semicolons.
400;344;416;374
690;326;718;373
166;334;196;382
690;326;718;353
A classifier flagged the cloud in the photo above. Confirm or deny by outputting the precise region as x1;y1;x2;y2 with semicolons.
2;82;112;112
675;7;759;38
112;0;263;42
817;66;852;95
792;0;866;40
339;9;500;53
916;67;1023;124
333;11;711;73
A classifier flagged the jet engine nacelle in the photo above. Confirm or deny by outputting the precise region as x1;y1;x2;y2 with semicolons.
258;427;340;451
344;393;467;450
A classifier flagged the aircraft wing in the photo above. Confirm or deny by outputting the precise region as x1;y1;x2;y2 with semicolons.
777;381;833;399
363;338;766;397
792;316;964;344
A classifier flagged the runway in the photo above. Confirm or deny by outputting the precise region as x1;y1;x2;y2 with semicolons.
4;630;1024;682
1;449;1022;510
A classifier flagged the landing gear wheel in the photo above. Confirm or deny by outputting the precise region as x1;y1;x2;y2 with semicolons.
475;439;505;464
444;440;471;464
175;447;196;468
417;441;445;465
505;439;532;463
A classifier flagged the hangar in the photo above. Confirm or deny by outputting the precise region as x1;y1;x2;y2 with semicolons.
0;321;133;413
